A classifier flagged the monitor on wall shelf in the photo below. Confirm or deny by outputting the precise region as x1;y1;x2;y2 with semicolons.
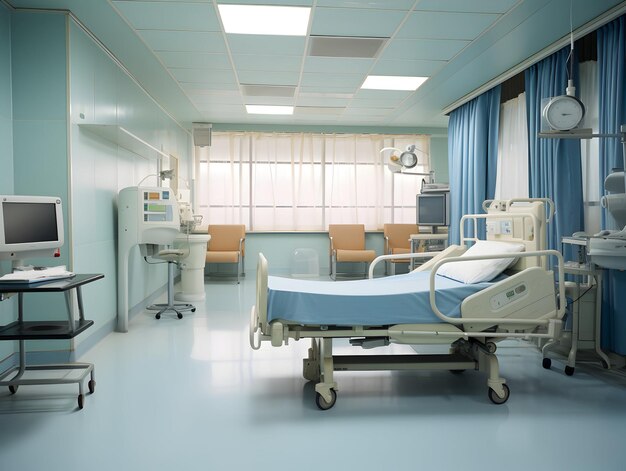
0;195;64;267
416;192;450;231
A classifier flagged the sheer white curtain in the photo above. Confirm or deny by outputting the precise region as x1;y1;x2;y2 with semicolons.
579;60;601;235
495;92;529;200
196;131;430;230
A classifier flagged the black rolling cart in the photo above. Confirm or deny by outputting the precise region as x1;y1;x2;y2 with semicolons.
0;274;103;409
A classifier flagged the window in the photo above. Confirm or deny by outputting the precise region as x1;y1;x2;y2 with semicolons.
195;132;430;230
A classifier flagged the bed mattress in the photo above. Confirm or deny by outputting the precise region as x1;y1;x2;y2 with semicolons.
267;271;493;326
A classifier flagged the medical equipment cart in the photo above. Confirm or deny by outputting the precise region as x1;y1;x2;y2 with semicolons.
542;237;610;375
0;274;103;409
409;233;448;270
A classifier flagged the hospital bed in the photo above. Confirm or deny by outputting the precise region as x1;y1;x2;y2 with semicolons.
249;199;565;410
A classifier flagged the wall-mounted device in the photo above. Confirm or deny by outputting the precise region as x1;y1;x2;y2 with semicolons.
117;186;180;332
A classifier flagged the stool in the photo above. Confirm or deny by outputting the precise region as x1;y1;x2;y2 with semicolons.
147;249;196;319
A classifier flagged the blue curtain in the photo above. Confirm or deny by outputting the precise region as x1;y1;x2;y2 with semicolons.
598;15;626;355
447;86;501;245
525;47;584;255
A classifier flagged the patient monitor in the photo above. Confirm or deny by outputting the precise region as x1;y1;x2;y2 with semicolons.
117;186;180;332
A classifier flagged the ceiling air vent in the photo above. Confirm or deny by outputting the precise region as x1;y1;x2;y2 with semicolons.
308;36;387;58
241;85;296;97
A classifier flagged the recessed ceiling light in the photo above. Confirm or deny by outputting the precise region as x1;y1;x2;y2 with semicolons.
246;105;294;115
218;5;310;36
361;75;428;91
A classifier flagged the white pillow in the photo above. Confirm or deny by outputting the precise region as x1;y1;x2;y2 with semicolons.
437;240;525;284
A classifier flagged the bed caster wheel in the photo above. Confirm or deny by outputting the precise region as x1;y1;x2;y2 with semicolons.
542;358;551;369
601;359;610;369
88;380;96;394
488;384;510;405
315;390;337;411
9;385;18;394
191;308;196;313
177;313;183;319
564;365;575;376
78;394;84;410
155;313;161;320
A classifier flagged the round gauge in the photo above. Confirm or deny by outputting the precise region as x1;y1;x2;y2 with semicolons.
399;151;418;168
542;95;585;131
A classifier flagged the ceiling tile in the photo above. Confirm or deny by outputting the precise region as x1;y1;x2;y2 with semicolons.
303;57;373;74
157;52;231;69
232;54;302;72
187;93;243;106
300;85;357;94
237;70;300;86
181;82;239;92
113;1;220;31
396;11;500;40
315;0;414;9
415;0;519;14
226;35;306;56
301;72;364;89
311;7;407;37
243;96;295;106
139;30;226;53
343;107;394;116
370;59;445;76
296;96;351;107
381;39;470;61
194;103;246;114
170;68;236;85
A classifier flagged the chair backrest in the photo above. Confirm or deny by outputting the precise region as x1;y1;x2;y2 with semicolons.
328;224;365;250
207;225;246;252
384;224;418;250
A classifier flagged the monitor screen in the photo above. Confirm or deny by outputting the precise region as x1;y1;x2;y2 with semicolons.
3;202;59;244
416;192;449;226
0;195;64;262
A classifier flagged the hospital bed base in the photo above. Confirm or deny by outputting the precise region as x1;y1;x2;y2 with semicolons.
305;338;509;410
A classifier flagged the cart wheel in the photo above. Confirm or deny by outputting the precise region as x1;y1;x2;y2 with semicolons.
191;308;196;313
488;384;510;405
485;342;497;354
565;365;575;376
177;313;183;319
155;313;161;320
449;369;465;374
8;385;18;395
542;358;552;369
78;394;84;409
88;380;96;394
315;389;337;411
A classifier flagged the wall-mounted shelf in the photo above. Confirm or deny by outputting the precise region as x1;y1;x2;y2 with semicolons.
79;124;169;160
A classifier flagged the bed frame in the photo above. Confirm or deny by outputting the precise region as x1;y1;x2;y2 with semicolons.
249;199;565;410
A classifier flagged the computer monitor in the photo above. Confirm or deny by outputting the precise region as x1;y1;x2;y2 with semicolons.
416;192;450;227
0;195;64;264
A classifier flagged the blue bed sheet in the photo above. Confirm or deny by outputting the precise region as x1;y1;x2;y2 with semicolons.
267;271;493;326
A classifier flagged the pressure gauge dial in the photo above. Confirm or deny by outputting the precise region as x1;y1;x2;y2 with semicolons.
542;95;585;131
399;151;418;168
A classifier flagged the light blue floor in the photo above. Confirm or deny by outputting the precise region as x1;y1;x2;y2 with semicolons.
1;274;626;470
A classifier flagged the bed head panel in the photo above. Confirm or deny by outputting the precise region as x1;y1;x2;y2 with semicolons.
485;200;548;270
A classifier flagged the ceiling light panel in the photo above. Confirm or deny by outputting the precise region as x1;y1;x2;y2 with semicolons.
246;105;294;115
218;5;311;36
361;75;428;91
308;36;386;58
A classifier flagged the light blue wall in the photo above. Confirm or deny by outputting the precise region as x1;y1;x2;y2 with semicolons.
430;136;449;184
0;4;15;365
10;12;70;354
67;19;192;348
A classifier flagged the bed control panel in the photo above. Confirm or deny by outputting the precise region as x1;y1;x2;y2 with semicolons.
490;283;527;310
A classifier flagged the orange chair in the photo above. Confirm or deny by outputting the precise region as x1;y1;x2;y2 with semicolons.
205;225;246;283
328;224;376;280
383;223;418;275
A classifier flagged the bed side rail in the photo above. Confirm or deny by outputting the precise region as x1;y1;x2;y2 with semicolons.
250;253;270;350
428;250;565;333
